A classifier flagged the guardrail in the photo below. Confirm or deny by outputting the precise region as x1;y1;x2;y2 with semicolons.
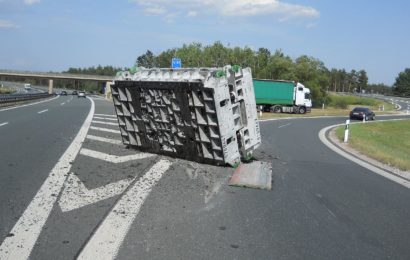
0;93;52;106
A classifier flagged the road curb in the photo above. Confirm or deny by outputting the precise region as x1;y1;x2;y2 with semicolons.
318;122;410;189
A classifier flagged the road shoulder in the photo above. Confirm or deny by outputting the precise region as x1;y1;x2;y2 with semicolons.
318;124;410;188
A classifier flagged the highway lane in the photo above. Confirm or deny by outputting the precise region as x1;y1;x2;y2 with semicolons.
0;95;91;243
113;115;410;259
1;96;410;259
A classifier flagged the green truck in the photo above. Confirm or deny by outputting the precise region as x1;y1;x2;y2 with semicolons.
253;79;312;114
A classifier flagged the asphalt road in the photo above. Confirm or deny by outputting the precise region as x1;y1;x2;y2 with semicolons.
1;97;410;259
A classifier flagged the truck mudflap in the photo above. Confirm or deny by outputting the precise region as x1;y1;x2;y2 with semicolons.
111;65;261;166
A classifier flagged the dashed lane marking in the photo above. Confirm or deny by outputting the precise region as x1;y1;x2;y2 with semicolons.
37;109;48;114
278;123;291;128
93;116;118;121
89;126;121;134
92;120;118;126
0;97;95;260
78;159;172;260
86;135;122;145
94;113;116;118
61;102;65;106
80;148;154;163
0;122;9;127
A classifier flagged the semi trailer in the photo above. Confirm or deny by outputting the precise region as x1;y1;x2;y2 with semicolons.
253;79;312;114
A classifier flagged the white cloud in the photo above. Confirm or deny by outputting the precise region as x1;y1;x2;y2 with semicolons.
24;0;41;5
132;0;319;20
305;23;317;29
0;19;18;28
144;6;167;15
187;11;197;17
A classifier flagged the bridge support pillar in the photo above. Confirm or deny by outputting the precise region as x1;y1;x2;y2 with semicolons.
105;81;113;100
48;79;53;94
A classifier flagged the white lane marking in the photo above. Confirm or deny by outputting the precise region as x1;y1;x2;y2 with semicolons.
91;96;106;100
78;159;172;260
92;120;118;126
94;113;117;118
93;116;118;121
86;135;122;145
0;95;59;113
0;97;95;260
60;102;65;106
90;126;121;134
37;109;49;114
278;123;291;128
318;121;410;189
0;122;9;127
80;148;154;163
58;174;133;212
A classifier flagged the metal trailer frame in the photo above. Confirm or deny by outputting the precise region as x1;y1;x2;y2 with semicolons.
111;65;261;166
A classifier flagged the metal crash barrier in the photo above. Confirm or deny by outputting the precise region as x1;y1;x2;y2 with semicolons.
0;92;52;106
111;65;261;166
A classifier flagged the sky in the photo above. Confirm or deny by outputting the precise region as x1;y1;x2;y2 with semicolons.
0;0;409;85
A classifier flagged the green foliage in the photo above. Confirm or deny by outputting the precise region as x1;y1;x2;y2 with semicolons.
393;68;410;96
0;87;16;94
367;83;393;95
357;70;368;92
64;65;124;76
328;94;379;109
136;50;156;68
132;42;391;108
333;98;348;109
335;120;410;171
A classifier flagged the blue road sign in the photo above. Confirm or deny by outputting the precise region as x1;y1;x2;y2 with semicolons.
171;58;182;69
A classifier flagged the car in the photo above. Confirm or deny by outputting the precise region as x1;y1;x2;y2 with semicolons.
78;91;86;98
349;107;375;121
60;90;68;96
72;90;78;95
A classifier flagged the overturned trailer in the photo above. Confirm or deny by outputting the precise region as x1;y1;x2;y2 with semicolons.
111;65;261;166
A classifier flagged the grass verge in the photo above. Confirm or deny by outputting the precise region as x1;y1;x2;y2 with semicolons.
335;120;410;171
0;87;16;94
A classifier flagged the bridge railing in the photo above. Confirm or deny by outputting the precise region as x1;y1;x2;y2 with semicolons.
0;69;113;81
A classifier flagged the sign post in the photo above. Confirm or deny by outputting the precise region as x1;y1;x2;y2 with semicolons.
344;119;350;143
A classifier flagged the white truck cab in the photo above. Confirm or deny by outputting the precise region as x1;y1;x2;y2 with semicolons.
294;82;312;112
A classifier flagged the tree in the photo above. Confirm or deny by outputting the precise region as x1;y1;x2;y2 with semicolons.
347;69;358;93
268;50;294;80
393;68;410;96
136;50;156;68
368;83;392;95
357;70;368;93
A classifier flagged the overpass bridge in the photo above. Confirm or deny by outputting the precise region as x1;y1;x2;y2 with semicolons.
0;70;114;94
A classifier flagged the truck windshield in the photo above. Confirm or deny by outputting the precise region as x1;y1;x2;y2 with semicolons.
305;93;311;99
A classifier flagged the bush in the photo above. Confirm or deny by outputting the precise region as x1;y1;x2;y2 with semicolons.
0;87;15;94
328;94;379;109
333;98;348;109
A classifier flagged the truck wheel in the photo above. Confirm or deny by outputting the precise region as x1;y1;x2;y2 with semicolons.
272;106;282;113
299;107;306;114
